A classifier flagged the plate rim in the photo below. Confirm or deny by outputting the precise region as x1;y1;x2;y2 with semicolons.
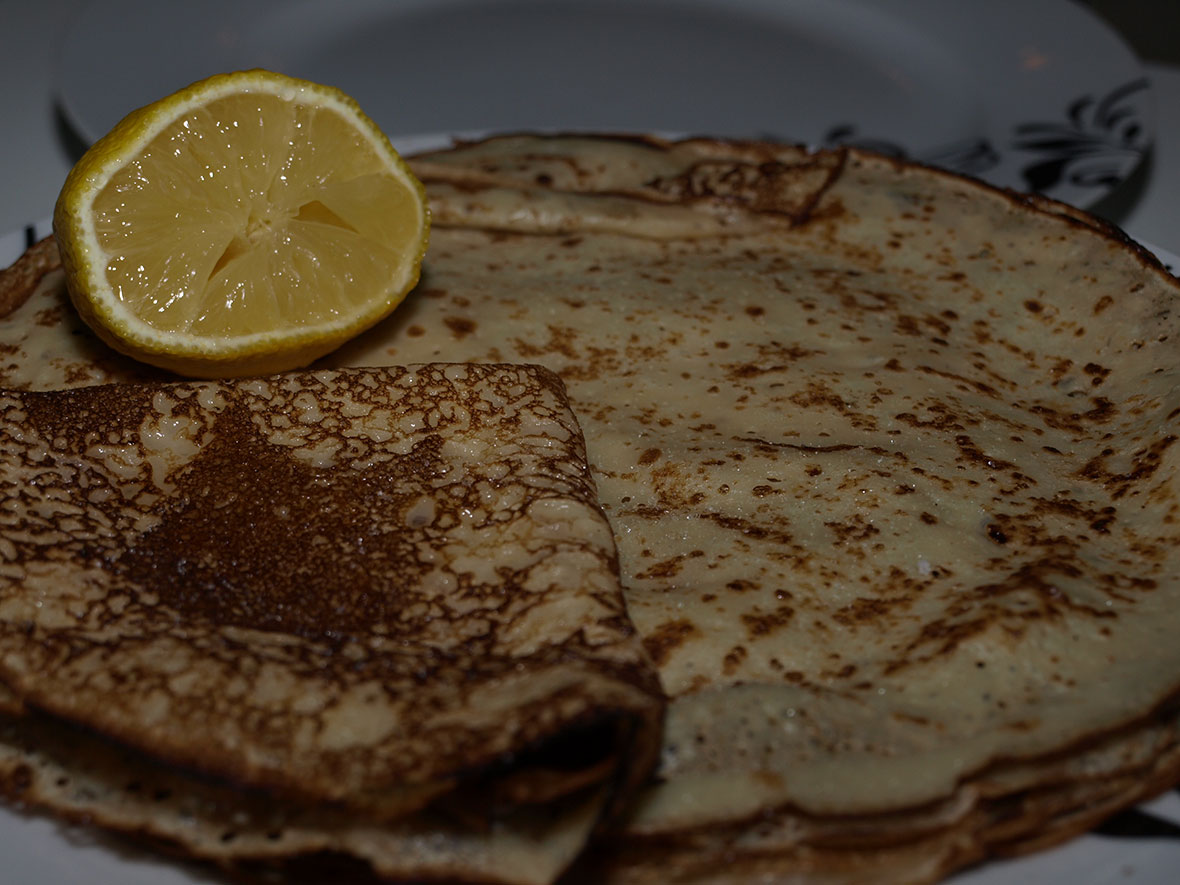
52;0;1153;208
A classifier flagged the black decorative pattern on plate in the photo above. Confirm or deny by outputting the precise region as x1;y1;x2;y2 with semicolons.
822;125;1001;178
822;78;1150;199
1094;787;1180;841
1011;77;1150;194
1095;808;1180;839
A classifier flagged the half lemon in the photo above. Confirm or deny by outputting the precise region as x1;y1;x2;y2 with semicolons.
53;69;429;378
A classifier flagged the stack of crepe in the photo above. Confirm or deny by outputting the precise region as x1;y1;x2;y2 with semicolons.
2;134;1180;883
0;360;663;884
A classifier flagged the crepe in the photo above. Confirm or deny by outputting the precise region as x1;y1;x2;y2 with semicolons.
342;136;1180;881
4;133;1180;883
0;361;663;884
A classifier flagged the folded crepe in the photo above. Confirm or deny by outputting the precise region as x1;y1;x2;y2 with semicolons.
0;361;663;884
4;134;1180;883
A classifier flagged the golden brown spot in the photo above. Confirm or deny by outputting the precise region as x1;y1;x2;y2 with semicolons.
635;551;704;580
443;316;476;338
833;596;908;627
637;448;662;466
752;769;785;789
726;579;760;593
825;515;881;546
722;645;748;675
741;606;795;638
33;307;65;328
1075;436;1178;498
1083;362;1112;386
642;619;701;667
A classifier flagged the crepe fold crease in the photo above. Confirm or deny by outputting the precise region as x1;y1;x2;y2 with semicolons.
0;363;663;884
4;133;1180;883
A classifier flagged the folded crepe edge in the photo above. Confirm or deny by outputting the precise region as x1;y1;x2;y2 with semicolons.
0;358;668;883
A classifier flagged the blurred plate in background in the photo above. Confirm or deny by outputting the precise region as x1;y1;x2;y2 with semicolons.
56;0;1151;208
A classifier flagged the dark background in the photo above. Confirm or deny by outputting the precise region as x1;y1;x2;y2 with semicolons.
1087;0;1180;64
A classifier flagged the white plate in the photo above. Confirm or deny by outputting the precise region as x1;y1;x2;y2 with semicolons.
54;0;1151;209
2;208;1179;882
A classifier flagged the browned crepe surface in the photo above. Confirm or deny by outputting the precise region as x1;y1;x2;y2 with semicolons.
4;135;1180;882
0;362;662;884
354;136;1180;881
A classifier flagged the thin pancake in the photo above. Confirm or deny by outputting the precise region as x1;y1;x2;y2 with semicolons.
358;136;1180;880
3;135;1180;882
0;362;662;884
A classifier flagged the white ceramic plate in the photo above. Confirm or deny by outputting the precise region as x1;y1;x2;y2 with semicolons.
54;0;1151;209
2;207;1179;882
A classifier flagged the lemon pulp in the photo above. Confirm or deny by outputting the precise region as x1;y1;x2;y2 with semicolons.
54;71;429;377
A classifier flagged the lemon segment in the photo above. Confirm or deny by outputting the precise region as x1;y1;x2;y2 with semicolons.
53;70;429;378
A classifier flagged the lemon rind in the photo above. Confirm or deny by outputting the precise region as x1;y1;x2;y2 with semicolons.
53;69;429;377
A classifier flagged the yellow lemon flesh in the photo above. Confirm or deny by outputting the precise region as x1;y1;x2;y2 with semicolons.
53;70;429;378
